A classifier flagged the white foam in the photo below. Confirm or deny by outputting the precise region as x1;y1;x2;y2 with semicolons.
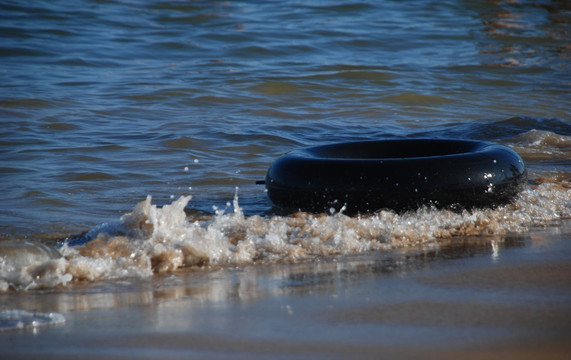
0;241;71;291
1;180;569;291
65;182;570;280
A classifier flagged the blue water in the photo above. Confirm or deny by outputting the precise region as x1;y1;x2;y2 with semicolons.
1;0;570;241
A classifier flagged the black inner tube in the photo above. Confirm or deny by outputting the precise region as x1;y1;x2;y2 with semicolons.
265;139;527;213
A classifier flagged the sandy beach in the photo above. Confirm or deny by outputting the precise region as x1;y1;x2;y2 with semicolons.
2;220;569;359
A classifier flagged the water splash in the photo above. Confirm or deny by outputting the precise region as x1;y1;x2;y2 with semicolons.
1;178;568;292
0;241;71;291
1;130;569;291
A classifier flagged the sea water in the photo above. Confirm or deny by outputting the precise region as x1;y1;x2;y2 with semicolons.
1;0;570;300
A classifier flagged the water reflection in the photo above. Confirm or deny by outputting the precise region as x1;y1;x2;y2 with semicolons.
0;234;529;320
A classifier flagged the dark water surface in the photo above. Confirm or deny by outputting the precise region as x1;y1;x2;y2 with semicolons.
0;1;570;289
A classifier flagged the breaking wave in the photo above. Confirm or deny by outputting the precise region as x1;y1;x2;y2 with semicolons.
1;129;569;291
1;180;568;292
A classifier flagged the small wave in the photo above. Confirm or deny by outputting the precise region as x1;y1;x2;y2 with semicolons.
1;178;569;292
0;241;69;291
501;129;571;170
506;129;571;150
415;117;571;141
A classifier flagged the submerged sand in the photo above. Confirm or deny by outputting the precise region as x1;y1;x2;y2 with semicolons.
1;220;570;359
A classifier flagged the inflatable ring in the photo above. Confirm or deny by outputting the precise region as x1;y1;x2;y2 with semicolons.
265;139;527;213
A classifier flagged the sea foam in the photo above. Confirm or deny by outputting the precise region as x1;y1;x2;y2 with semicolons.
1;179;568;291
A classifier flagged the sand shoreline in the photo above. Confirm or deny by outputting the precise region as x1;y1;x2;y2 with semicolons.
1;221;570;359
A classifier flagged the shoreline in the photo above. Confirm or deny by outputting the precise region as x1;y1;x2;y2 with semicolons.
1;220;570;359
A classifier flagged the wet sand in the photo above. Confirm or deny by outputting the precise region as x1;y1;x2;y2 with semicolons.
1;220;570;359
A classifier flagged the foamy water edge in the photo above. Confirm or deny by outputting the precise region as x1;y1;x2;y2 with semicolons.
1;180;568;292
1;129;569;291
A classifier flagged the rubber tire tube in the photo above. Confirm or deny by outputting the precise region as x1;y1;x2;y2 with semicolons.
264;139;527;213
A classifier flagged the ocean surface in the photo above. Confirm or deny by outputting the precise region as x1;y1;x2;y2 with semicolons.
0;0;570;334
